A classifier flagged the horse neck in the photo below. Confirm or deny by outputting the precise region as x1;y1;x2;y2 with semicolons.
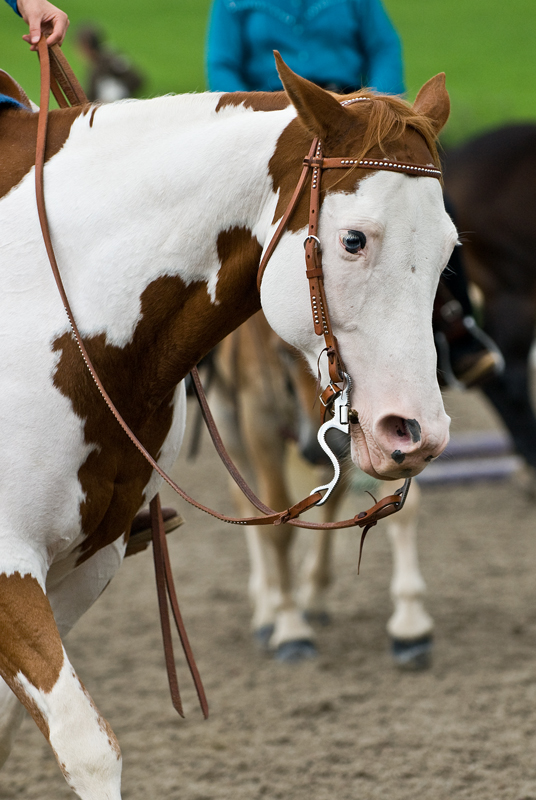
52;95;296;402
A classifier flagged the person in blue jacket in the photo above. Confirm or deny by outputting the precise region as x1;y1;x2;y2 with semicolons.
207;0;405;95
5;0;69;49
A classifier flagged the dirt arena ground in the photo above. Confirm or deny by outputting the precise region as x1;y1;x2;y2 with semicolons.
1;389;536;800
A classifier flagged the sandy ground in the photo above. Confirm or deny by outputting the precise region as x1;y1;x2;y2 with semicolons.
1;389;536;800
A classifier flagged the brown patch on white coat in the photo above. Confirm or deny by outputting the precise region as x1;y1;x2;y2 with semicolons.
52;227;262;565
0;572;64;737
0;104;88;199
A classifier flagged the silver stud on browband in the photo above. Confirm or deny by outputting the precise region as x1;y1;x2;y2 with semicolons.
340;97;372;107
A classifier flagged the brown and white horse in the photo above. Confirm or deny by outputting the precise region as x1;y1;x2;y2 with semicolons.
209;313;432;667
0;59;452;798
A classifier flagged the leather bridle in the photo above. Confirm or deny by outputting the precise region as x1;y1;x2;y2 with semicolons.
33;38;441;716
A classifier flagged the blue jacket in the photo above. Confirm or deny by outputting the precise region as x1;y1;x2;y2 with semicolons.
5;0;21;14
207;0;405;95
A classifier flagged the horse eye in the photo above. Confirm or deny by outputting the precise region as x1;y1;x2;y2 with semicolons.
340;229;366;254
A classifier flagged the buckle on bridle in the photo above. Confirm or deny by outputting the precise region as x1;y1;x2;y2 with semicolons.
319;381;340;407
303;234;321;250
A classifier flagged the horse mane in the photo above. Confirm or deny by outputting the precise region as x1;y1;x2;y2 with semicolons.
341;88;441;168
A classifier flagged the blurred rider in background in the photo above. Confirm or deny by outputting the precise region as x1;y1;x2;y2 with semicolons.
75;24;144;103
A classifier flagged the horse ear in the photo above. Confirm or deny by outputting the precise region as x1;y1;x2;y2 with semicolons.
274;51;352;141
413;73;450;134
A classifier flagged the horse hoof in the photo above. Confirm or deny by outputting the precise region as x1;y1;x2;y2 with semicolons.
391;634;433;671
275;639;318;663
254;624;275;651
303;610;332;627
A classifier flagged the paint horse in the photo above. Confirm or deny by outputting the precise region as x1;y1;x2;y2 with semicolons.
209;313;431;668
0;54;453;799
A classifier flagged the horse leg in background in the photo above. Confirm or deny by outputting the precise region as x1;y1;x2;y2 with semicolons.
297;480;347;626
238;393;318;662
0;538;127;797
381;480;433;669
298;476;432;670
209;322;317;662
479;293;536;489
298;530;335;626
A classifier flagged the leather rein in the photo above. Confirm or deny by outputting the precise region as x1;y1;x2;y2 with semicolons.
33;39;441;717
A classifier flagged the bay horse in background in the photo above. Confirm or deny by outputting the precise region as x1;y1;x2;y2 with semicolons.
209;313;431;668
444;124;536;484
0;52;453;799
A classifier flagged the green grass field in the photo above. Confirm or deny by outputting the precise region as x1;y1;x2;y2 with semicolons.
1;0;536;144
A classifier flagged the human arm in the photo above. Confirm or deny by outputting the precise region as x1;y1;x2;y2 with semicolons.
10;0;69;49
356;0;405;95
206;0;248;92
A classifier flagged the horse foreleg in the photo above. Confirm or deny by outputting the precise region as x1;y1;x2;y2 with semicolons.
239;405;317;661
298;529;334;625
239;506;318;661
0;561;122;799
297;480;345;625
380;481;433;670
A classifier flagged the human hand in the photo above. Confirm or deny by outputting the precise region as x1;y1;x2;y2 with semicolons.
16;0;69;49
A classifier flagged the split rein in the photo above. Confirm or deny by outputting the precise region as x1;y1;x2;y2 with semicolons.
34;39;441;717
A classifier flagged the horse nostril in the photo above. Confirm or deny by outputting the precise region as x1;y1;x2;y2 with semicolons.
348;408;359;424
405;419;422;443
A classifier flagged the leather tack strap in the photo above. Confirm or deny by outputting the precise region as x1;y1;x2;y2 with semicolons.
303;138;345;384
150;496;209;719
48;43;87;107
256;137;317;293
311;155;441;177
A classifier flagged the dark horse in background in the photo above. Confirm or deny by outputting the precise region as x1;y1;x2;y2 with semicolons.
444;124;536;480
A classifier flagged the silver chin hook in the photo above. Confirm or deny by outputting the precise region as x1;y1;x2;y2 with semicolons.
311;372;352;505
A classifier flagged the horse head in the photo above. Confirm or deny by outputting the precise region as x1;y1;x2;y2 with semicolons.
260;59;454;480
